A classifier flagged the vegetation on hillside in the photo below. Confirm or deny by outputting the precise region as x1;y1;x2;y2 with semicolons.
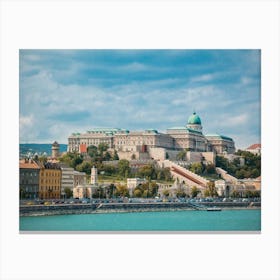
216;150;261;179
59;145;173;182
187;162;219;180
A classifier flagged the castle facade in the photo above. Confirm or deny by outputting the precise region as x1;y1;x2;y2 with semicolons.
67;112;235;159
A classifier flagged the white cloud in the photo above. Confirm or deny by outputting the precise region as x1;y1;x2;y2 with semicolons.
19;115;34;127
190;74;215;83
19;50;261;147
226;114;249;127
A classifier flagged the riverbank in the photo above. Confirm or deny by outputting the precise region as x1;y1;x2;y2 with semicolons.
20;202;261;217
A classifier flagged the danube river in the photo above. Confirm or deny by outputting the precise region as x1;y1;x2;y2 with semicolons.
20;209;261;231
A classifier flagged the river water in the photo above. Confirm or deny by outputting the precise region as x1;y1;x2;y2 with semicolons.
19;209;261;231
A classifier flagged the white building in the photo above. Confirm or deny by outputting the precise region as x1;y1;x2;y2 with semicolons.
73;184;95;199
90;166;98;184
67;112;236;158
246;144;261;155
60;165;74;195
73;171;86;187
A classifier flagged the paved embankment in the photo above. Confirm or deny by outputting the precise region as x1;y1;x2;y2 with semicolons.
20;202;261;216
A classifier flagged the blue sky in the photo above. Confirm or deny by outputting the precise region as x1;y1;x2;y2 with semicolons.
19;49;261;149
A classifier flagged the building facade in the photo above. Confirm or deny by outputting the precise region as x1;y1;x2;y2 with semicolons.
60;165;75;197
246;144;261;155
73;184;95;199
19;159;40;199
73;171;86;187
39;162;62;199
67;112;235;157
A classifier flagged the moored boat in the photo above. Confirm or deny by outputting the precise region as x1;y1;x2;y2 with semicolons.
206;207;222;211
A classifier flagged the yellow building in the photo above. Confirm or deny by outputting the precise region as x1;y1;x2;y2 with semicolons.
39;162;62;199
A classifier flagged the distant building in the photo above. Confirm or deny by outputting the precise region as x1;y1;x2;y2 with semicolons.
215;180;227;197
73;184;95;199
246;144;261;155
39;162;61;199
73;171;86;187
51;141;60;158
240;176;261;191
205;134;235;154
67;112;235;159
59;164;87;197
19;159;40;199
60;164;74;195
90;166;98;184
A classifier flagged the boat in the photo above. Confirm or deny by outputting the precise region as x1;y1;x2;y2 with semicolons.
206;207;222;211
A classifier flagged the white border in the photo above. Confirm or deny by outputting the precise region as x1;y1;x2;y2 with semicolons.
1;1;279;280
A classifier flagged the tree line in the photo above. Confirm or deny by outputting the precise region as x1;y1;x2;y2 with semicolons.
216;150;261;179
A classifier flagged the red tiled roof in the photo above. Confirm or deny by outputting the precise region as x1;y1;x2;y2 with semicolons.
19;159;40;169
247;143;261;150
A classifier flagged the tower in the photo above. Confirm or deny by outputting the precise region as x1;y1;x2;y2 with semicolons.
186;112;202;132
51;141;60;158
91;166;98;185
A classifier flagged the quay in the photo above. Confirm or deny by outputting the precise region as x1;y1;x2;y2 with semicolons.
20;201;261;216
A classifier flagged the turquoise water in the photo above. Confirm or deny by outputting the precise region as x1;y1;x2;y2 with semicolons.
20;209;261;231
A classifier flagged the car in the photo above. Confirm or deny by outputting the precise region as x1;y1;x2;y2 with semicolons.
26;201;34;205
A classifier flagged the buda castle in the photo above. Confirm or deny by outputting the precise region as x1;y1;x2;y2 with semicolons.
67;112;235;161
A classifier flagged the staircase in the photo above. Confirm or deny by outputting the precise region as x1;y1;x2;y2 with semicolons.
163;160;209;188
216;167;239;184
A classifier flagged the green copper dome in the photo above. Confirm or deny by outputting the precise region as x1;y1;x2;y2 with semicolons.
187;112;201;125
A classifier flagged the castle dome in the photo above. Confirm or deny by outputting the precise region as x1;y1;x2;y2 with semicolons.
187;112;201;125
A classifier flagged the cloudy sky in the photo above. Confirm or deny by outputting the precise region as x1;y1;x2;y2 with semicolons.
19;49;261;149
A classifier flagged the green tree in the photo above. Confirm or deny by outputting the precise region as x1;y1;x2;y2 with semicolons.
252;190;261;197
205;181;218;197
231;190;240;198
102;164;117;176
133;189;142;197
138;164;155;179
38;155;48;164
103;151;112;161
117;160;130;178
176;150;186;160
204;189;210;197
76;161;92;175
113;150;119;160
115;185;129;197
189;163;203;175
176;189;186;198
163;168;172;181
205;164;215;174
190;186;200;198
217;152;261;179
244;190;253;198
98;143;109;154
87;145;98;158
64;187;73;199
163;189;170;197
92;186;105;199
